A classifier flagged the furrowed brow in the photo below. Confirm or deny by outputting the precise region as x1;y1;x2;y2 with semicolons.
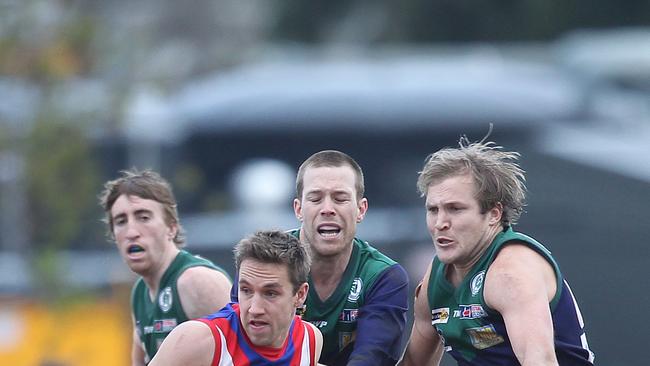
134;208;153;216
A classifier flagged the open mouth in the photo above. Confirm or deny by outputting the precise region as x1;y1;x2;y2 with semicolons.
436;238;453;245
317;224;341;237
127;244;145;254
249;320;269;329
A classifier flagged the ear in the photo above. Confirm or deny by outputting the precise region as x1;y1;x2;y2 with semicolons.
488;202;503;226
167;222;178;240
356;197;368;223
293;198;303;221
295;282;309;307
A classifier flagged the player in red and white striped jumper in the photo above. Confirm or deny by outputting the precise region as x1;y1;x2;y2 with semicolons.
150;230;323;366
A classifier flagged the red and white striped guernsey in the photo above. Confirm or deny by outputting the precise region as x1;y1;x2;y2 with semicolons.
198;303;318;366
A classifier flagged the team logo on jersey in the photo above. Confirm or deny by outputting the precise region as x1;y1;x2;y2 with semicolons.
453;304;487;319
339;309;359;323
159;286;173;312
470;270;485;296
347;277;363;302
431;307;450;325
466;324;505;349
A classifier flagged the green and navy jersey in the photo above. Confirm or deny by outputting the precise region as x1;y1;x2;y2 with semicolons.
427;226;594;365
290;230;409;366
131;250;229;364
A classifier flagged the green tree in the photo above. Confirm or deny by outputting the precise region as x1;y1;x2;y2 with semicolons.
25;118;100;296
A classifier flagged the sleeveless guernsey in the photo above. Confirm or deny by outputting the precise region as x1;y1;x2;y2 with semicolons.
427;226;594;365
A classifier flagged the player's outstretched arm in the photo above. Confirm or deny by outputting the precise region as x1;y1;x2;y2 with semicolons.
485;243;559;366
149;320;215;366
398;263;443;366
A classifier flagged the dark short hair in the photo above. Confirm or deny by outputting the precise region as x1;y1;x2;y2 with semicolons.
295;150;365;201
99;168;185;246
234;230;311;293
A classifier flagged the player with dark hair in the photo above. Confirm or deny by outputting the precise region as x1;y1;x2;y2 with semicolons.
150;230;323;366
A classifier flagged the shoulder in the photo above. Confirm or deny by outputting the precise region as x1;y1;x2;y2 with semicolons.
177;266;233;318
174;319;213;337
484;242;557;309
370;264;409;290
304;320;323;339
176;265;232;294
489;242;553;277
354;238;398;272
177;266;232;292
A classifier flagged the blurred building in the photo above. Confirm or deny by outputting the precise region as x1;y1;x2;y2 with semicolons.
1;1;648;363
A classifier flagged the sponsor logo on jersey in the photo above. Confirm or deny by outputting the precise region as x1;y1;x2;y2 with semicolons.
453;304;487;319
470;270;485;296
153;318;178;333
466;324;505;349
431;307;450;325
144;325;154;335
158;286;173;312
347;278;363;302
339;309;359;323
311;320;328;328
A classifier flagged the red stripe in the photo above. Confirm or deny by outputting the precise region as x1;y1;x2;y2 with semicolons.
305;323;316;366
196;318;222;366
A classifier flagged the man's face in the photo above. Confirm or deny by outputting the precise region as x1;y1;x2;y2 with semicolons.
293;165;368;259
238;259;307;348
111;194;177;276
425;174;501;266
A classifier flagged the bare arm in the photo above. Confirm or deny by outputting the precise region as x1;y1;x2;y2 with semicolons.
149;320;215;366
131;316;146;366
398;263;444;366
177;266;232;319
484;243;558;366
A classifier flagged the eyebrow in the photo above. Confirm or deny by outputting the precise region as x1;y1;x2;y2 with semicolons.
306;188;352;196
112;208;153;221
239;279;282;289
426;200;463;208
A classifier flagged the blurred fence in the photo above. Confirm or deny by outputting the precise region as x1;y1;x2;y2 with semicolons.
0;290;131;366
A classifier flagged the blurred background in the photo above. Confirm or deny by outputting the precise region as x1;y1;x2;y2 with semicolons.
1;0;649;365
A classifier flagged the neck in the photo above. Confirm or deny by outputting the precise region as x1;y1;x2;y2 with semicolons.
143;247;180;299
309;244;353;301
450;225;502;286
